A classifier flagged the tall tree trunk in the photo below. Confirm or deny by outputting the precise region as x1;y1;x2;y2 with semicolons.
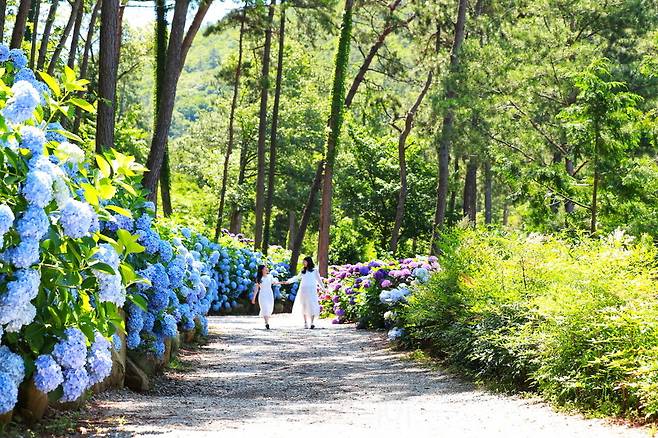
73;0;101;134
549;151;562;213
229;139;250;234
253;0;275;250
0;0;6;43
154;0;169;215
37;0;59;70
48;0;83;75
290;160;323;274
591;127;600;234
67;1;85;69
28;0;41;69
291;0;398;269
390;70;432;254
448;158;458;216
429;0;468;255
262;2;286;254
343;0;407;108
462;156;477;223
287;211;296;250
565;157;575;213
95;0;121;153
503;202;509;226
484;160;492;224
317;0;354;276
215;5;246;240
10;0;31;48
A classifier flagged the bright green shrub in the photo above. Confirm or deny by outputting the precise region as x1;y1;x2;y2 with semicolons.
402;227;658;419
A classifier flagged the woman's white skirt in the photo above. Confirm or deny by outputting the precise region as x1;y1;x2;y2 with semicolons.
292;286;321;317
258;289;274;317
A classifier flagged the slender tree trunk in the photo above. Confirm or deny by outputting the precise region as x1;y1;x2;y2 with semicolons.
96;0;121;153
229;140;250;234
73;0;101;134
503;203;509;226
154;0;171;215
144;0;213;199
549;151;562;213
253;0;276;250
448;158;458;216
287;211;296;250
565;157;575;213
215;5;246;240
317;0;354;276
484;160;492;224
67;1;85;69
591;128;600;234
37;0;59;70
0;0;6;43
429;0;468;255
290;160;323;274
263;3;286;254
291;0;399;267
462;156;477;223
10;0;31;48
28;0;41;69
343;0;406;108
48;0;83;75
390;71;432;254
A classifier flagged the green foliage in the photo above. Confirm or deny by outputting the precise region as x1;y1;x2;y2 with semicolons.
402;227;658;419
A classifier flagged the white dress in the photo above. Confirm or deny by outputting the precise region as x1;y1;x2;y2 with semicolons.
291;269;324;317
257;274;275;317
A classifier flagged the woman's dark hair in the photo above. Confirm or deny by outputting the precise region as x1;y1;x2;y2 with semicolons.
302;256;315;274
256;265;267;284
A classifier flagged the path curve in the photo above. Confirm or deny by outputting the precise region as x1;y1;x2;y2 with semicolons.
83;315;647;437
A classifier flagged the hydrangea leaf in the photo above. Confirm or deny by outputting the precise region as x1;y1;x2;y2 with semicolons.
38;71;61;97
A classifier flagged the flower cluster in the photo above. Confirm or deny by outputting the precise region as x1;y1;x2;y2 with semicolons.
322;256;440;327
0;346;25;414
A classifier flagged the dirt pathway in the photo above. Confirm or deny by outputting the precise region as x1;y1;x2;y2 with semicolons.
82;315;648;437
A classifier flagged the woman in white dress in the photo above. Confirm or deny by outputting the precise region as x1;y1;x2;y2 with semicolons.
285;256;326;329
251;265;281;329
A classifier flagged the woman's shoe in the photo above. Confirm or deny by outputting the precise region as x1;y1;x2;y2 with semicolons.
304;323;308;329
265;324;270;330
310;325;315;329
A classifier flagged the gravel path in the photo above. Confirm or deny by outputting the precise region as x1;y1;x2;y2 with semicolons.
82;314;648;438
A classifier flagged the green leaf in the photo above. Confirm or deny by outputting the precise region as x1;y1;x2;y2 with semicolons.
81;183;99;206
24;324;45;354
106;205;132;218
95;155;112;178
119;262;137;284
89;262;116;275
38;71;61;97
116;181;138;196
69;97;95;113
128;293;148;312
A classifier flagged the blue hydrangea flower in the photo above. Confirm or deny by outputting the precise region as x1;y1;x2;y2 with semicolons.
53;327;88;370
127;304;144;333
9;49;28;69
46;122;66;142
112;333;122;351
126;332;141;349
97;272;125;307
19;126;46;157
93;244;120;270
0;346;25;387
153;337;166;359
135;214;152;231
86;332;112;386
60;368;89;402
111;213;134;232
0;44;9;62
137;229;160;255
181;228;191;239
14;67;36;83
0;204;15;236
59;199;94;238
17;205;49;240
3;80;40;124
0;372;18;414
143;201;155;212
142;311;155;332
160;314;178;338
9;238;40;268
159;240;173;263
34;354;64;393
22;170;53;207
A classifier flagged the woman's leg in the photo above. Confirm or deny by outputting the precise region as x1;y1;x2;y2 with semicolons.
303;314;308;328
310;315;315;328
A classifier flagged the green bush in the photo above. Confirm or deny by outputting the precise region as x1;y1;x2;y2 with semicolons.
401;227;658;420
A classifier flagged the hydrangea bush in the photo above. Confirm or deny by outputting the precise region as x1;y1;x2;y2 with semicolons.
0;47;280;416
320;256;440;332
